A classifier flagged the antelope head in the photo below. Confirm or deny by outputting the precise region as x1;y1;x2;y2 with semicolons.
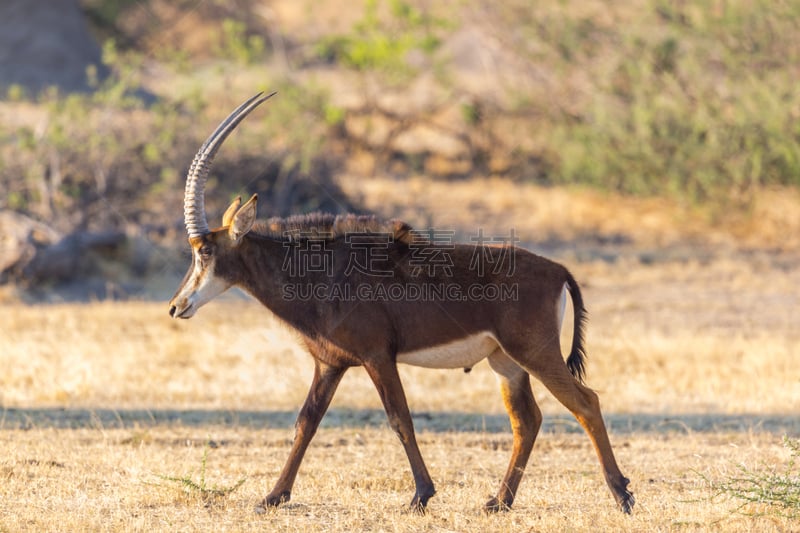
169;92;275;319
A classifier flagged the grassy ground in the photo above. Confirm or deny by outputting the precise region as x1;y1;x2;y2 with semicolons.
1;243;797;531
1;425;796;532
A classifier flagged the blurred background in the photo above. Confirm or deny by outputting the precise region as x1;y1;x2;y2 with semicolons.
1;0;798;302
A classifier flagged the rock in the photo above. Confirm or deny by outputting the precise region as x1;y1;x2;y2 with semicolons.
0;0;107;95
391;124;470;158
0;211;60;280
344;112;396;148
424;154;472;178
0;210;126;284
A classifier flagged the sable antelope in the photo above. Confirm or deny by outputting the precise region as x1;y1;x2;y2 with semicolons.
169;92;634;514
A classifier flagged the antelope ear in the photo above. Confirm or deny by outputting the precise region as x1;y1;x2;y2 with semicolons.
222;196;242;227
229;194;257;243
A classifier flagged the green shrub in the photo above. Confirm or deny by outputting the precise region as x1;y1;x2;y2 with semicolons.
155;440;246;504
706;437;800;519
215;18;266;66
518;0;800;203
315;0;445;79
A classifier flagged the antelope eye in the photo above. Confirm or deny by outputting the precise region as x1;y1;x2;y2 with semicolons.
198;245;213;258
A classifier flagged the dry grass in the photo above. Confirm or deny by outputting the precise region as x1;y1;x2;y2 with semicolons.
1;426;796;532
2;174;798;531
1;244;798;530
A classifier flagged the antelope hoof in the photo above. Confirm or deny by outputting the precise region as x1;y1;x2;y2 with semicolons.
409;490;434;514
614;477;635;514
408;497;427;515
618;489;635;514
256;490;291;513
483;496;512;513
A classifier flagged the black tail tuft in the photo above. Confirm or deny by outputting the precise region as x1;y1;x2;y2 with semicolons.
565;271;588;384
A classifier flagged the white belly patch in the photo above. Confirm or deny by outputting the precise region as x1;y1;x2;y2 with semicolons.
397;332;499;369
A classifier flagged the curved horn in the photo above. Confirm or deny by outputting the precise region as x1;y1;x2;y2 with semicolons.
184;91;276;238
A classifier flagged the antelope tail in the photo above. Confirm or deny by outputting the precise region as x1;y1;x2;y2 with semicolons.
564;271;588;384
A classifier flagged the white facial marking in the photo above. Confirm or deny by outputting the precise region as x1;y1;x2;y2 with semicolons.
397;332;499;369
172;251;229;318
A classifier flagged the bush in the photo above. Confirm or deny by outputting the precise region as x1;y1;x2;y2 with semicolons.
707;437;800;519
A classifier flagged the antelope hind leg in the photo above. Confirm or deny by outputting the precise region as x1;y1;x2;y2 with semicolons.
484;350;542;512
528;356;634;513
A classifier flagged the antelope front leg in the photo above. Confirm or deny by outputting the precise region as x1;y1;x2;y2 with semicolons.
257;360;346;511
363;359;436;512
